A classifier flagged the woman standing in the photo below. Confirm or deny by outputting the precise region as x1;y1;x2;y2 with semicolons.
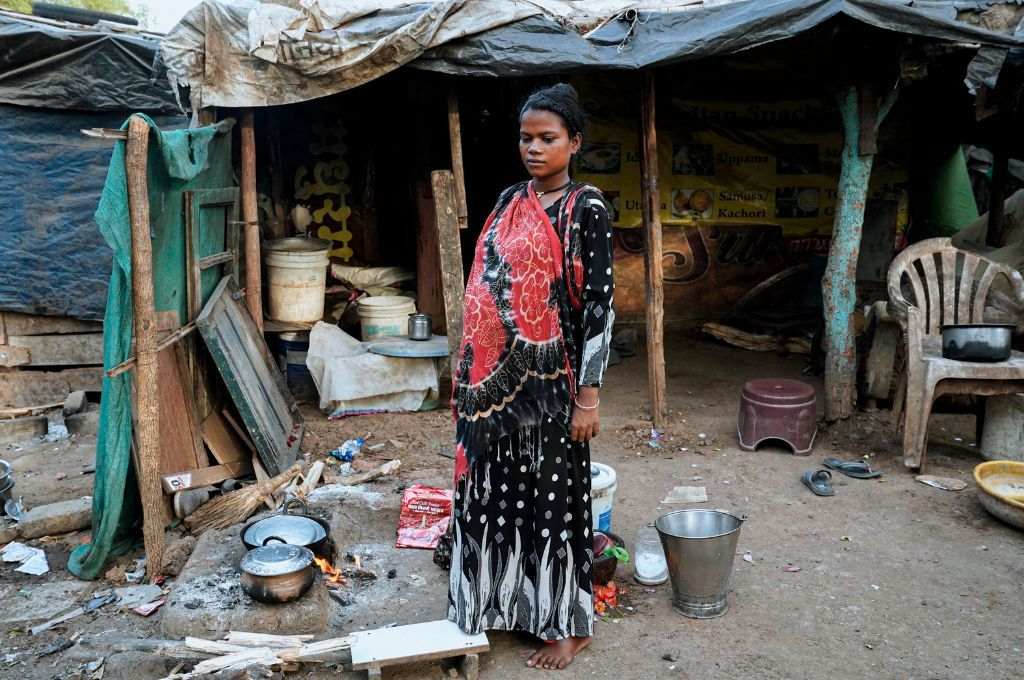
448;83;615;671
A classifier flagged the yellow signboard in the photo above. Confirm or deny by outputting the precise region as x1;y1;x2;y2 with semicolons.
574;99;906;237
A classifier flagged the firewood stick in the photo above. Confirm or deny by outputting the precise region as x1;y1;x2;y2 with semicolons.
224;632;314;648
333;459;401;486
297;461;324;497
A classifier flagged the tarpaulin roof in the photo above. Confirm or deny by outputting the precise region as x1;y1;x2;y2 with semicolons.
163;0;1024;110
0;9;179;112
0;11;183;320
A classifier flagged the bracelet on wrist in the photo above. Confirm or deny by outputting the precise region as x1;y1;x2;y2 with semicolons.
574;397;599;411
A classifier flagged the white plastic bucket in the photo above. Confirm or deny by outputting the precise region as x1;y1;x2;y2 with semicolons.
264;238;330;323
357;296;416;340
590;462;618;532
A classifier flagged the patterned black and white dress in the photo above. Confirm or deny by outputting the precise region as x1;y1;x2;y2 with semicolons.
448;184;614;640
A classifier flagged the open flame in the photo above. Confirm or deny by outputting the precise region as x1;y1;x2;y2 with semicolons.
313;556;346;588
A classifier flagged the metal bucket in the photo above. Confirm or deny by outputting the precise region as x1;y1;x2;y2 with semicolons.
655;509;744;618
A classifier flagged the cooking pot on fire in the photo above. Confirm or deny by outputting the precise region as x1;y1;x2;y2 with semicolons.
240;543;315;604
241;498;333;560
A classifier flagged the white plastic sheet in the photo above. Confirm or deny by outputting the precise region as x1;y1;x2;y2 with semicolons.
305;322;439;415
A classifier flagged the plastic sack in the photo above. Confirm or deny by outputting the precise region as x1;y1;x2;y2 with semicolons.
395;484;453;550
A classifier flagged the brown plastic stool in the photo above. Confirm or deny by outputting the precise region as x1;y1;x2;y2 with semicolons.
737;378;817;455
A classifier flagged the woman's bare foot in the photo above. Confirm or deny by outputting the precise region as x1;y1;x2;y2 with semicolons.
526;637;592;670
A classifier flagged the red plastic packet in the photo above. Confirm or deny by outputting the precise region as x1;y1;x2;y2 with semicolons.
395;484;453;549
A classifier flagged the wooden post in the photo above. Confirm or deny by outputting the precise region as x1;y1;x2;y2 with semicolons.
198;108;217;126
430;170;464;373
447;91;469;230
126;116;165;580
987;142;1008;247
822;85;897;420
266;115;288;239
415;181;446;333
240;109;263;330
639;71;668;428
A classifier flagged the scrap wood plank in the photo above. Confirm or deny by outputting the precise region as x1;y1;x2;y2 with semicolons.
161;460;252;494
201;410;248;465
155;345;207;475
0;401;63;418
0;367;103;408
222;408;257;453
5;333;103;366
0;344;31;367
196;277;301;476
350;620;488;671
1;313;102;336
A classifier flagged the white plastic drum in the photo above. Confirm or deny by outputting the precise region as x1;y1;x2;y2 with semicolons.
357;296;416;340
590;462;618;532
264;238;330;323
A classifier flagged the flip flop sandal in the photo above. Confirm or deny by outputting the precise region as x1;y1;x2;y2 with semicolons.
823;457;882;479
802;469;834;496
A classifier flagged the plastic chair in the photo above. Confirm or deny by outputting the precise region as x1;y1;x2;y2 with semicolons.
887;237;1024;470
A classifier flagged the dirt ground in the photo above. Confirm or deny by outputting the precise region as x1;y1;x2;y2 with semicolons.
1;337;1021;679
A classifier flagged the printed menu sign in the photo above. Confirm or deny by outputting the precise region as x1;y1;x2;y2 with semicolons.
575;99;906;237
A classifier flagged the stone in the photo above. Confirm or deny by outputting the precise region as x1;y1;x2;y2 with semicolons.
161;534;197;577
0;579;92;623
65;409;99;436
63;390;87;416
161;525;330;639
459;653;480;680
104;563;127;583
0;520;18;543
102;651;175;680
113;584;163;609
0;415;46;445
17;496;92;539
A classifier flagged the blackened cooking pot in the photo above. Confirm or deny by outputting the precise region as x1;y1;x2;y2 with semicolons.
941;324;1014;362
240;543;315;604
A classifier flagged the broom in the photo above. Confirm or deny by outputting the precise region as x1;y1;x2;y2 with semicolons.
185;462;303;532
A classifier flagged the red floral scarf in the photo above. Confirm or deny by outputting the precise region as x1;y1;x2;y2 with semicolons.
452;182;590;480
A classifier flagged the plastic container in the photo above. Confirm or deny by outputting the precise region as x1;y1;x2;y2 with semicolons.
274;331;318;404
590;462;618;532
981;394;1024;462
656;509;745;618
264;238;330;323
357;296;416;340
633;525;668;585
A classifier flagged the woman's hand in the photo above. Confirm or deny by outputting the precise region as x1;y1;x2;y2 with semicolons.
570;387;601;443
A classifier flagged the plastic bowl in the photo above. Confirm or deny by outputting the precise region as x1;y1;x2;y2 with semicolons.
973;461;1024;530
593;531;624;585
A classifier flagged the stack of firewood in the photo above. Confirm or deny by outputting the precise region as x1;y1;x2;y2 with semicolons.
161;631;351;679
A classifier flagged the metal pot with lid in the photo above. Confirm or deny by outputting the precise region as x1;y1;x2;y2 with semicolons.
240;543;315;604
241;498;333;559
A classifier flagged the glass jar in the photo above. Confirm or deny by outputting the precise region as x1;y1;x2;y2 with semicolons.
634;525;668;585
